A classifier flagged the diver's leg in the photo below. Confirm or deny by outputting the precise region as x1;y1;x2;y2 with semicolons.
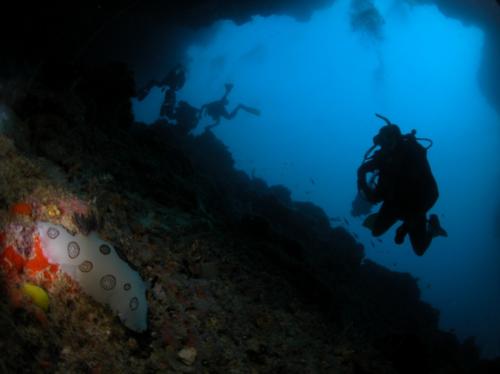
224;104;261;120
224;105;242;120
407;214;431;256
371;203;398;237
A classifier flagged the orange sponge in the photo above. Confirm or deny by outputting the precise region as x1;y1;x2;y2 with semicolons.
9;203;32;217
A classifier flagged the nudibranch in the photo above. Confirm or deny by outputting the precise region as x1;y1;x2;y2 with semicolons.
36;222;148;332
0;199;148;332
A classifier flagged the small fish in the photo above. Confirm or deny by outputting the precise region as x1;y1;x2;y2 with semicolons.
393;262;397;267
329;217;341;222
309;178;316;185
352;232;359;239
305;191;312;195
370;240;375;247
376;238;383;243
343;217;349;225
426;283;432;289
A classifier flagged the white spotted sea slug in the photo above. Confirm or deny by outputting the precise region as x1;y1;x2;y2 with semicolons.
36;222;148;332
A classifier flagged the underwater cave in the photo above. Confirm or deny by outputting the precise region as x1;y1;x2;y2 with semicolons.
0;0;500;372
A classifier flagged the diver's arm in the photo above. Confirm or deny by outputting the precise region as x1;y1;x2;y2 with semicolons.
357;158;377;176
357;159;382;203
222;83;234;100
357;160;373;192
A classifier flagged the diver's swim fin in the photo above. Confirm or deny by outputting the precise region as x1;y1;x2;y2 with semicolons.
241;105;261;116
429;214;448;238
395;223;408;245
363;213;378;230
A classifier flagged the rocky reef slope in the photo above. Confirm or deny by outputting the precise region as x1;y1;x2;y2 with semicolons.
0;62;499;373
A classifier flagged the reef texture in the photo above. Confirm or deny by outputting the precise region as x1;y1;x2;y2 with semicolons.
0;63;500;373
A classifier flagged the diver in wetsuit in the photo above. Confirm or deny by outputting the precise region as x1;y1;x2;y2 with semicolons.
200;83;261;131
357;114;447;256
159;65;186;119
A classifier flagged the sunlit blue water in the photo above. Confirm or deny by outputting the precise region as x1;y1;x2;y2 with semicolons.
133;0;500;357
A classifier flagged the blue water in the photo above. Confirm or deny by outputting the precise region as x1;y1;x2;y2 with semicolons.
133;0;500;357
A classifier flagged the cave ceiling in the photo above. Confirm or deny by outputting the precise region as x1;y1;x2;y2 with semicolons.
2;0;500;113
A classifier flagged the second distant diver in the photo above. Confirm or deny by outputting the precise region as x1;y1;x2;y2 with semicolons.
200;83;261;131
357;114;448;256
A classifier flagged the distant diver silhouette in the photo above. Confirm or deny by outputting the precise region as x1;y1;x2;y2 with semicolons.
200;83;261;131
159;65;186;119
137;64;186;104
357;113;447;256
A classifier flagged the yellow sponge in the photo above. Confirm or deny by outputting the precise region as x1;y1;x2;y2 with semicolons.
21;283;49;311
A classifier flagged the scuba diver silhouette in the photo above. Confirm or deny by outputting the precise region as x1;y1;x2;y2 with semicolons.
200;83;261;131
357;114;447;256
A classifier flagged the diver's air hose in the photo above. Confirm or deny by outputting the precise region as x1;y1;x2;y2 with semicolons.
416;137;433;149
375;113;392;126
374;113;434;150
362;144;377;162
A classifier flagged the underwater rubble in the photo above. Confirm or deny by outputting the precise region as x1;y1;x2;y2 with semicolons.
0;64;500;374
